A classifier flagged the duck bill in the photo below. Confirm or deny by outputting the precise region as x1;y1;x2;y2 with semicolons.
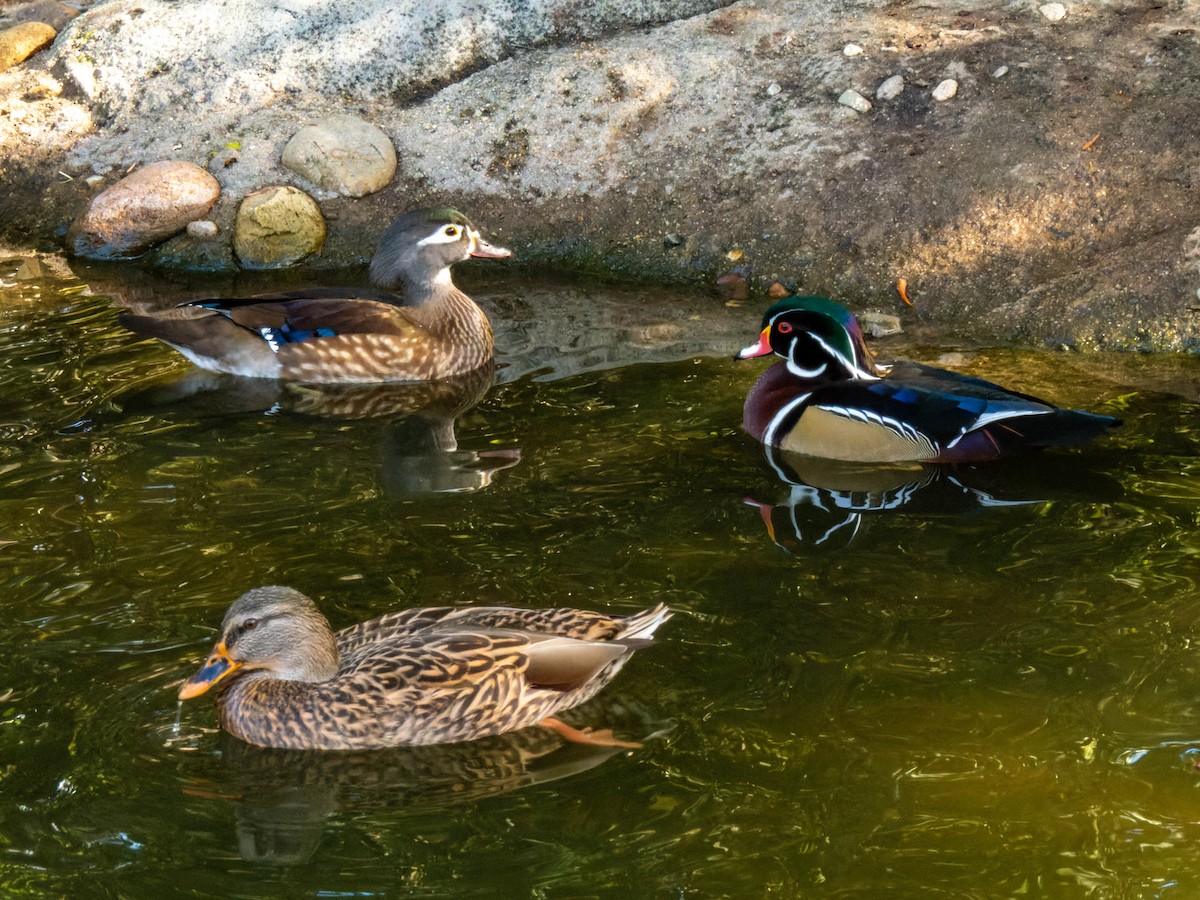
736;325;773;360
178;642;242;700
742;497;778;544
469;233;513;260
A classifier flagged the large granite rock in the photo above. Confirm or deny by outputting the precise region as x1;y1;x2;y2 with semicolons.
0;0;1198;350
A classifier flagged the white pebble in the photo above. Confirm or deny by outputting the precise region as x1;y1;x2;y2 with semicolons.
186;220;219;239
1039;2;1067;21
766;82;782;96
932;79;959;101
84;175;104;188
837;89;872;113
876;74;904;101
992;65;1009;78
843;43;864;57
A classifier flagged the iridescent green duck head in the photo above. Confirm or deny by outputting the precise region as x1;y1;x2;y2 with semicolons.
178;586;339;699
736;296;883;382
368;207;512;294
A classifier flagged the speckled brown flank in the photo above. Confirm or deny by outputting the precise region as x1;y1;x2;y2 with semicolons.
185;587;671;750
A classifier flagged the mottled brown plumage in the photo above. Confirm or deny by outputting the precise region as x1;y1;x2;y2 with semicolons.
119;208;510;383
178;586;670;750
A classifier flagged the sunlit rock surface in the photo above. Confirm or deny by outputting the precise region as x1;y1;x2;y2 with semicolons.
0;20;54;73
0;0;1197;350
282;115;398;198
65;160;220;259
233;185;327;269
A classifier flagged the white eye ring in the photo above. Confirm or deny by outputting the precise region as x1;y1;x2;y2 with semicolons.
418;224;467;247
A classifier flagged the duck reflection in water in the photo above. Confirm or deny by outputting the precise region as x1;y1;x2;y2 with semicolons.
186;718;642;865
120;361;520;495
744;449;1122;552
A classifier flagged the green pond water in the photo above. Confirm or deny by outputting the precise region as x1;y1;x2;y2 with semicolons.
1;256;1199;897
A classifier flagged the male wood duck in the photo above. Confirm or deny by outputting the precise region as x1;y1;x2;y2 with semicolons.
119;208;511;383
178;586;670;750
736;295;1120;463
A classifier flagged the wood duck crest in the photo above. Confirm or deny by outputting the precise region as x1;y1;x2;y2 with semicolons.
737;295;1120;464
738;295;886;382
119;207;511;384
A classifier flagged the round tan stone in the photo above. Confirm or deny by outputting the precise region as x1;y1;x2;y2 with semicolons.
65;160;220;259
233;185;326;269
0;21;55;73
281;115;397;198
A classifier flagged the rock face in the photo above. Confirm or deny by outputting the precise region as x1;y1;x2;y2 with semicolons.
233;185;326;269
1;1;78;32
282;115;397;198
0;21;54;73
66;160;220;259
1;0;1199;349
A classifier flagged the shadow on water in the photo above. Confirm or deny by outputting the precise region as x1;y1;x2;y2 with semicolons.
6;257;1200;895
112;362;522;496
200;729;628;865
743;448;1126;552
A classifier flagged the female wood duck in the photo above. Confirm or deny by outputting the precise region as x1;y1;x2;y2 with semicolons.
178;586;670;750
119;208;511;383
736;295;1120;463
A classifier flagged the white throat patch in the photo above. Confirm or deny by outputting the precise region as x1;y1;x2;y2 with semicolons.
785;338;828;378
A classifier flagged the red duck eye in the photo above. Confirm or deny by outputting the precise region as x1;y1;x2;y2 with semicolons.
777;321;793;334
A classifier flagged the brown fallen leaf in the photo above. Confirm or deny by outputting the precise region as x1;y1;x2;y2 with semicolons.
717;271;749;302
1082;132;1100;151
897;277;914;307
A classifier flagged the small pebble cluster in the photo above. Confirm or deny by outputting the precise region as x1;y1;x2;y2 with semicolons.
834;5;1065;116
66;114;398;267
0;0;405;268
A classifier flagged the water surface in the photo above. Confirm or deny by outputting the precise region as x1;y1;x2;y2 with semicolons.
0;255;1198;896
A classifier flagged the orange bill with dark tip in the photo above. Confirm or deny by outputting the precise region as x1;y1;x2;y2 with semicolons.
736;325;774;360
178;642;241;700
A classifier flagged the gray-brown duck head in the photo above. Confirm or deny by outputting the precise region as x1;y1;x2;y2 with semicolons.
178;586;339;699
368;207;512;300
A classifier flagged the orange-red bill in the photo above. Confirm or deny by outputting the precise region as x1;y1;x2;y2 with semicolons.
736;325;774;360
178;642;241;700
743;497;778;544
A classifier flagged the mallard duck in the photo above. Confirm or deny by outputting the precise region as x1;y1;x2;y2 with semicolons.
178;586;670;750
736;295;1120;463
119;208;511;383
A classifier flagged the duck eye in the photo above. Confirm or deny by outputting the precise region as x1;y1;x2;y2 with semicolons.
443;225;460;238
777;321;794;334
241;618;259;632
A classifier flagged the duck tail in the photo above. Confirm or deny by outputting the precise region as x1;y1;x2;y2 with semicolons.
948;409;1120;461
992;409;1121;451
619;604;672;641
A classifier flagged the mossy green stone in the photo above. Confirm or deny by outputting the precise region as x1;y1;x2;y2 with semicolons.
233;185;326;269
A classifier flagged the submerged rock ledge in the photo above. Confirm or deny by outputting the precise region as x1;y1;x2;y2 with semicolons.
0;0;1198;351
